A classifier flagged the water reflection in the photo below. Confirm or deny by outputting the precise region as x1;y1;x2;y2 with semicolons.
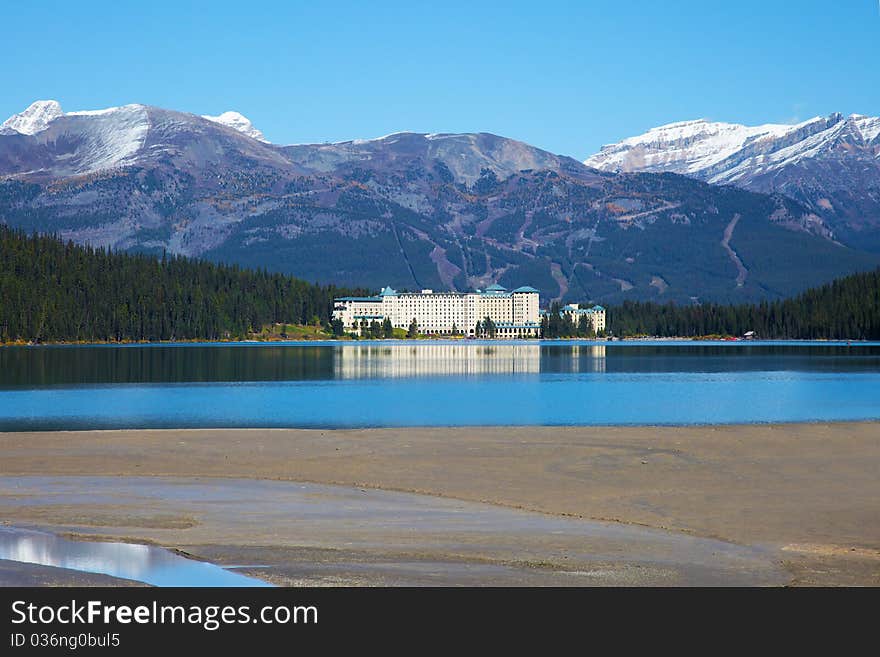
0;527;269;587
2;342;880;388
0;342;609;385
558;344;606;374
1;342;879;428
335;343;568;378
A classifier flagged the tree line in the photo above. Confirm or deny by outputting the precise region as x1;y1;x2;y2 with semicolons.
606;268;880;340
3;225;878;343
0;227;360;343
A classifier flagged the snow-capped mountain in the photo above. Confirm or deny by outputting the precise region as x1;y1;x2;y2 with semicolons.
0;101;285;179
0;100;64;135
585;113;880;182
1;101;270;143
585;113;880;250
0;100;573;183
202;111;267;142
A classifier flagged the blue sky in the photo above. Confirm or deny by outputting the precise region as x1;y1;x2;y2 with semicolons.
3;1;879;157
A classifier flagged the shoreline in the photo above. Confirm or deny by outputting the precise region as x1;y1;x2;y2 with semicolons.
1;422;879;585
4;337;878;348
3;418;880;433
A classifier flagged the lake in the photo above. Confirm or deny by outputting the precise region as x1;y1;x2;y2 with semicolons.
0;341;879;429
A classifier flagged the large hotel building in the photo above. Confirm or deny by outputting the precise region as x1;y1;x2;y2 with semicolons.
333;284;541;337
332;284;607;338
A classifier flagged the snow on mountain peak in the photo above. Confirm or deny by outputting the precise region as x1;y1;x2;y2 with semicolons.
582;113;880;182
0;102;151;176
202;111;267;142
584;116;829;175
66;103;148;117
1;100;64;135
851;114;880;143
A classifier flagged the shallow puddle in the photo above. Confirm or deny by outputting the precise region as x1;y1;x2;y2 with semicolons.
0;526;271;587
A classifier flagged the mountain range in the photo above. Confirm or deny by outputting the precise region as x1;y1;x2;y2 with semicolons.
585;113;880;252
1;100;878;304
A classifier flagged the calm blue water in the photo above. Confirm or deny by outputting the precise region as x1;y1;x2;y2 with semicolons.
0;341;879;428
0;527;270;587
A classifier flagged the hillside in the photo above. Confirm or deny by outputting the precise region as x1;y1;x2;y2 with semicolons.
3;225;876;343
608;267;880;340
0;226;356;343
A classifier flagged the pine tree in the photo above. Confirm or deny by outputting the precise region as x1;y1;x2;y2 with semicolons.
482;316;497;338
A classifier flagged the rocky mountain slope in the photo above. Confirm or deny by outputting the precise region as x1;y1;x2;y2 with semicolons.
585;113;880;252
1;100;877;304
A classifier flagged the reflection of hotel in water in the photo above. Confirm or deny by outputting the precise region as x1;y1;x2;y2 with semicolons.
334;343;606;378
559;344;607;373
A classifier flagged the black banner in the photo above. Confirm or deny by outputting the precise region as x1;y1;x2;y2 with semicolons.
0;587;874;652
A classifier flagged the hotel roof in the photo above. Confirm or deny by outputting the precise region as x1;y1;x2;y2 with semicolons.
541;305;606;315
334;284;541;301
562;304;605;313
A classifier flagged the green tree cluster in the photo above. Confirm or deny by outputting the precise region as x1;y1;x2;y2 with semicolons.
358;319;383;338
607;268;880;340
478;316;497;337
0;227;357;343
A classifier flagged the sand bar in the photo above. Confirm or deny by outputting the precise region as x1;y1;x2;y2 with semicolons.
1;423;879;585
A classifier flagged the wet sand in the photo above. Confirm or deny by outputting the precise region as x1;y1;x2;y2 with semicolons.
1;423;879;585
0;477;786;586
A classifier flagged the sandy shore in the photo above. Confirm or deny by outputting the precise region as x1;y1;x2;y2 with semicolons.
1;423;879;585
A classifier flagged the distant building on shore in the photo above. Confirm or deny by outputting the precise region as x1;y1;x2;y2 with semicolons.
560;303;606;334
332;284;541;337
538;303;607;337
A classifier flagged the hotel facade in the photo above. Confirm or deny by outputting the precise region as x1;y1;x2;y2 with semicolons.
333;284;542;337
